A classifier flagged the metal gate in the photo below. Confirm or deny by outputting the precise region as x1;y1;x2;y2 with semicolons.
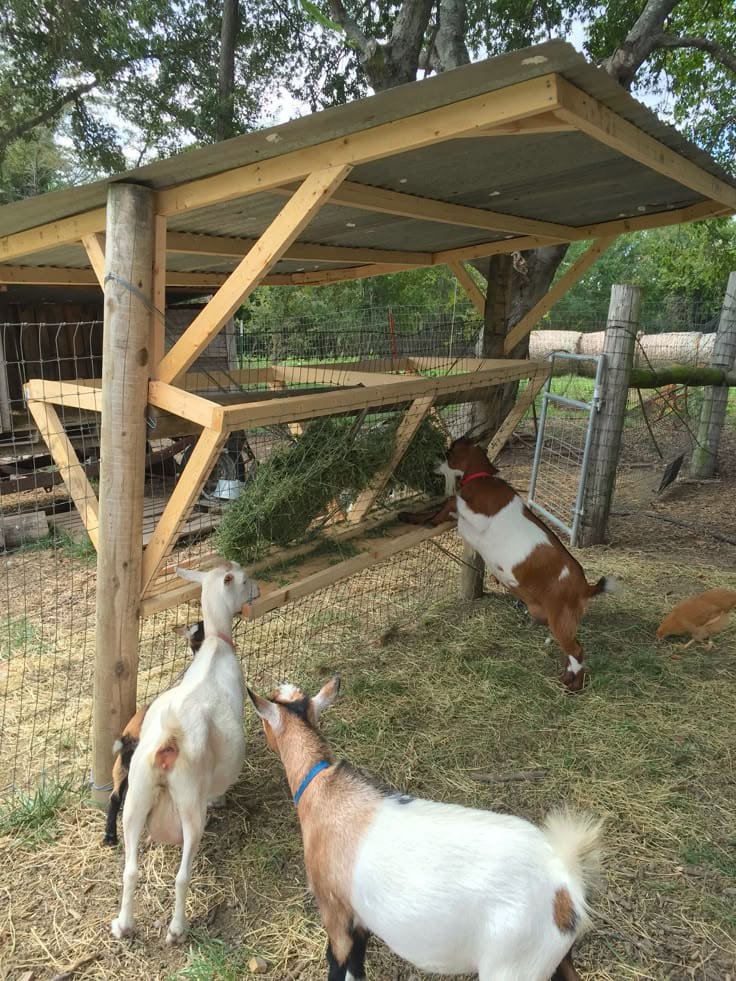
527;351;605;546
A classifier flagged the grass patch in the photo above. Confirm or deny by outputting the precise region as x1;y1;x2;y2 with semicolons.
0;615;49;659
0;780;78;848
174;938;252;981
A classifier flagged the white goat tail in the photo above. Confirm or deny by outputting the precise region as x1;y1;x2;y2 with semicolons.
152;707;185;772
543;807;604;895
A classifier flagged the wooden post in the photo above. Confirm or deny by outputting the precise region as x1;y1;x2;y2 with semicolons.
578;284;640;546
92;183;154;804
690;271;736;478
460;254;514;599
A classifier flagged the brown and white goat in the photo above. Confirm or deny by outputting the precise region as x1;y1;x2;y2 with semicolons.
248;677;602;981
103;622;205;846
400;437;617;691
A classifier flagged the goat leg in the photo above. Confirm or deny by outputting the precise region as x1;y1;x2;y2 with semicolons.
103;776;127;846
551;950;583;980
398;497;456;526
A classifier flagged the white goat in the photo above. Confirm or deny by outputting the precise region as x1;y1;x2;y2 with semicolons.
111;561;259;944
248;678;603;981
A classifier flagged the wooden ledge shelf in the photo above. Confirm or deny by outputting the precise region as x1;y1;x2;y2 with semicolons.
139;513;454;619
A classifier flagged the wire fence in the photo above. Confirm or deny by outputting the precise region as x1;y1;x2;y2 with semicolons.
1;297;733;800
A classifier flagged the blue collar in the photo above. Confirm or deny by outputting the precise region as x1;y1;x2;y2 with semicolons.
293;760;331;806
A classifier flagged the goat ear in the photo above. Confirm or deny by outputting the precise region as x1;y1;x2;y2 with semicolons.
312;674;341;720
247;688;282;731
176;566;204;584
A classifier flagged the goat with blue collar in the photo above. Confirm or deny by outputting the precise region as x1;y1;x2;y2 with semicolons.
248;676;602;981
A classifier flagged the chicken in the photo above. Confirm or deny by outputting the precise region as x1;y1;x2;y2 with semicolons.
656;589;736;649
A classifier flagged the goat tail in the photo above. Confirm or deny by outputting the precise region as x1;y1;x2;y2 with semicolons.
543;808;604;899
151;707;184;773
588;575;619;598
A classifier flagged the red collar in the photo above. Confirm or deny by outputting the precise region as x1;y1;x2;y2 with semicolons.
460;471;494;487
215;631;233;647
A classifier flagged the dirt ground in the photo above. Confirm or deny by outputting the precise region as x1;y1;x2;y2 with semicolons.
1;438;736;981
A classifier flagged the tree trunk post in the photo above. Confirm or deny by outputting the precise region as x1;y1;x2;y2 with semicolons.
460;254;513;599
578;284;640;547
690;271;736;479
92;183;154;804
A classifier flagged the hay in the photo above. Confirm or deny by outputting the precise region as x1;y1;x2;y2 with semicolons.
214;413;446;565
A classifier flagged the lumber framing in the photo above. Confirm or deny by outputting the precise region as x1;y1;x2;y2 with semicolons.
486;370;548;460
448;261;486;315
24;378;102;412
348;394;435;524
553;77;736;212
502;236;617;353
156;163;353;385
151;214;167;366
81;233;105;287
25;397;100;549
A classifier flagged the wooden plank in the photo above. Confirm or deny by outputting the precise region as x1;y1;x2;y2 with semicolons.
166;230;429;266
81;233;106;287
486;370;549;460
503;236;616;354
553;78;736;211
575;199;732;240
26;398;99;549
156;75;558;217
141;426;228;591
468;112;576;136
433;233;567;266
0;328;12;432
0;208;106;263
148;380;225;429
0;265;233;289
270;364;409;388
300;179;572;240
156;163;353;385
245;521;455;620
348;395;434;524
222;359;544;430
448;261;486;315
263;261;422;286
23;378;103;412
151;214;167;369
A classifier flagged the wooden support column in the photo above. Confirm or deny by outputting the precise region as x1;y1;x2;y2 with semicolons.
448;261;486;315
150;214;167;369
486;369;549;461
92;183;154;804
690;271;736;478
578;284;639;547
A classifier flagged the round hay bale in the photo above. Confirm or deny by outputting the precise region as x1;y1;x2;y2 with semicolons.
529;330;583;359
637;332;702;367
577;331;605;356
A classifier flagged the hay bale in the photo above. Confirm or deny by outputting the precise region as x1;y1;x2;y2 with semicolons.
529;330;583;358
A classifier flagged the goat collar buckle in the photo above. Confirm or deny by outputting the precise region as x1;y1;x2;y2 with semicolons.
294;760;331;806
460;470;494;487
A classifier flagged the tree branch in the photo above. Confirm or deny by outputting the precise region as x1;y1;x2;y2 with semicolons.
0;78;97;152
434;0;470;71
327;0;372;56
653;32;736;75
603;0;679;88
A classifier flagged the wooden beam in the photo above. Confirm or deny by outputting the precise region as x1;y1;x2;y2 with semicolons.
0;207;106;263
23;378;102;412
486;370;548;460
222;359;543;430
81;233;106;287
433;234;567;266
151;214;167;368
263;261;421;286
348;395;435;524
468;112;576;136
245;520;455;620
270;364;408;388
448;261;486;315
156;163;353;385
305;180;574;240
25;398;100;549
156;75;558;218
166;230;429;266
141;426;228;592
553;78;736;211
148;380;225;429
503;236;616;354
575;199;731;240
0;265;231;288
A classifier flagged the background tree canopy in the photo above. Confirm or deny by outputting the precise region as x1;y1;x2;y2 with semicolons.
1;0;735;332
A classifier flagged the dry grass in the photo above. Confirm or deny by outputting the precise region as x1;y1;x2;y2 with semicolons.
1;544;735;981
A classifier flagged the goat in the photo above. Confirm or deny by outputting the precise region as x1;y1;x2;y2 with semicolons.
248;677;602;981
103;621;205;846
111;562;259;944
400;436;618;691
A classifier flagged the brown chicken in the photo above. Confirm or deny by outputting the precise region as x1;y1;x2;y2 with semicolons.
656;589;736;648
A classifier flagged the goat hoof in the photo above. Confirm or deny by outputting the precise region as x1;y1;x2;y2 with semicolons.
111;917;134;939
166;924;187;945
103;833;118;846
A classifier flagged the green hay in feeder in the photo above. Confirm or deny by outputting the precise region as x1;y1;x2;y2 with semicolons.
214;413;447;565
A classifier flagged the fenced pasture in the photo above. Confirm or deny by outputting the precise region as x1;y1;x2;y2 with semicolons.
1;303;736;980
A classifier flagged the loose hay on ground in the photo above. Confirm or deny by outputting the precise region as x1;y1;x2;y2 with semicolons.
1;546;735;980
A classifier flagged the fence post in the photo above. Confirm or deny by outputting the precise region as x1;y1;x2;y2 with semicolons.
690;271;736;478
577;284;640;546
91;183;154;804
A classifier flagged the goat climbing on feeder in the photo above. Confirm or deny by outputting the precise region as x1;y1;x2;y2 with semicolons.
111;562;259;945
248;676;603;981
399;436;618;691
